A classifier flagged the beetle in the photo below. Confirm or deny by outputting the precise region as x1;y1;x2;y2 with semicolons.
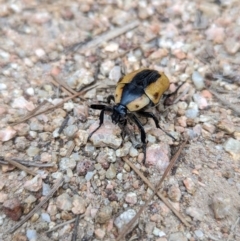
88;68;175;163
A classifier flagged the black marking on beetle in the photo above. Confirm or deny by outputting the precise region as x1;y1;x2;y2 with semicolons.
118;69;160;106
132;69;160;88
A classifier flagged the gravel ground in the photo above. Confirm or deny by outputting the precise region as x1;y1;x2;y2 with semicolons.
0;0;240;241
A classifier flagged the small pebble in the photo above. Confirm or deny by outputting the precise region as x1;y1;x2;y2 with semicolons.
104;42;119;52
95;206;113;224
211;194;232;219
129;146;138;157
194;229;204;239
97;148;116;163
146;144;170;171
109;66;122;82
218;119;235;134
106;164;117;179
26;146;40;157
186;207;204;221
56;193;73;211
15;136;28;150
0;192;8;203
72;195;87;214
223;138;240;161
26;230;37;241
116;141;132;157
224;37;240;54
0;126;17;142
63;125;78;138
74;129;89;146
168;185;182;202
0;83;7;90
192;71;205;90
125;192;137;205
24;175;42;192
114;209;137;231
59;157;76;170
63;102;74;112
31;213;39;222
76;159;94;176
24;195;37;205
3;198;22;221
153;227;166;237
169;232;187;241
88;119;122;149
183;177;196;195
26;87;35;96
205;25;225;44
94;228;106;240
12;96;35;111
42;183;51;196
85;171;95;181
185;105;199;119
67;68;94;91
193;93;208;110
41;213;51;222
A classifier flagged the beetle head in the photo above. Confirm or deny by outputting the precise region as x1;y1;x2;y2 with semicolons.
112;104;127;124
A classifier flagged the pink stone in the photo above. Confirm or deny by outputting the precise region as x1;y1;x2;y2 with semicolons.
125;192;137;205
0;126;17;142
12;96;35;111
146;144;170;171
24;175;43;192
3;198;22;221
94;228;106;240
172;49;186;60
205;25;225;44
183;177;196;194
0;192;8;203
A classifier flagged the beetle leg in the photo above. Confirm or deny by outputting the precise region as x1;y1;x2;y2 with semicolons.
129;114;147;163
107;95;115;104
138;111;176;141
119;119;127;140
88;105;113;141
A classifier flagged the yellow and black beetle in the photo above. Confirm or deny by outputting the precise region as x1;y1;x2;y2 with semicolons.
88;69;175;163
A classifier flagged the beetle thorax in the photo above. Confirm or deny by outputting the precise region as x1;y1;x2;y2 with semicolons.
111;104;127;124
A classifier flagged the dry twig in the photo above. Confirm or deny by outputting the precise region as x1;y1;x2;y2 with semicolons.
4;157;37;176
45;218;76;234
209;88;240;116
117;139;189;241
10;84;97;126
0;157;54;168
71;214;80;241
50;76;76;96
76;20;140;53
6;178;63;234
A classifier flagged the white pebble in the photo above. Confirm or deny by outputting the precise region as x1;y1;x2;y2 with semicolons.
192;71;205;90
35;48;46;58
0;83;7;90
153;227;166;237
41;213;51;222
117;173;123;181
114;209;137;231
26;87;35;96
85;171;95;181
26;229;37;241
63;102;74;112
